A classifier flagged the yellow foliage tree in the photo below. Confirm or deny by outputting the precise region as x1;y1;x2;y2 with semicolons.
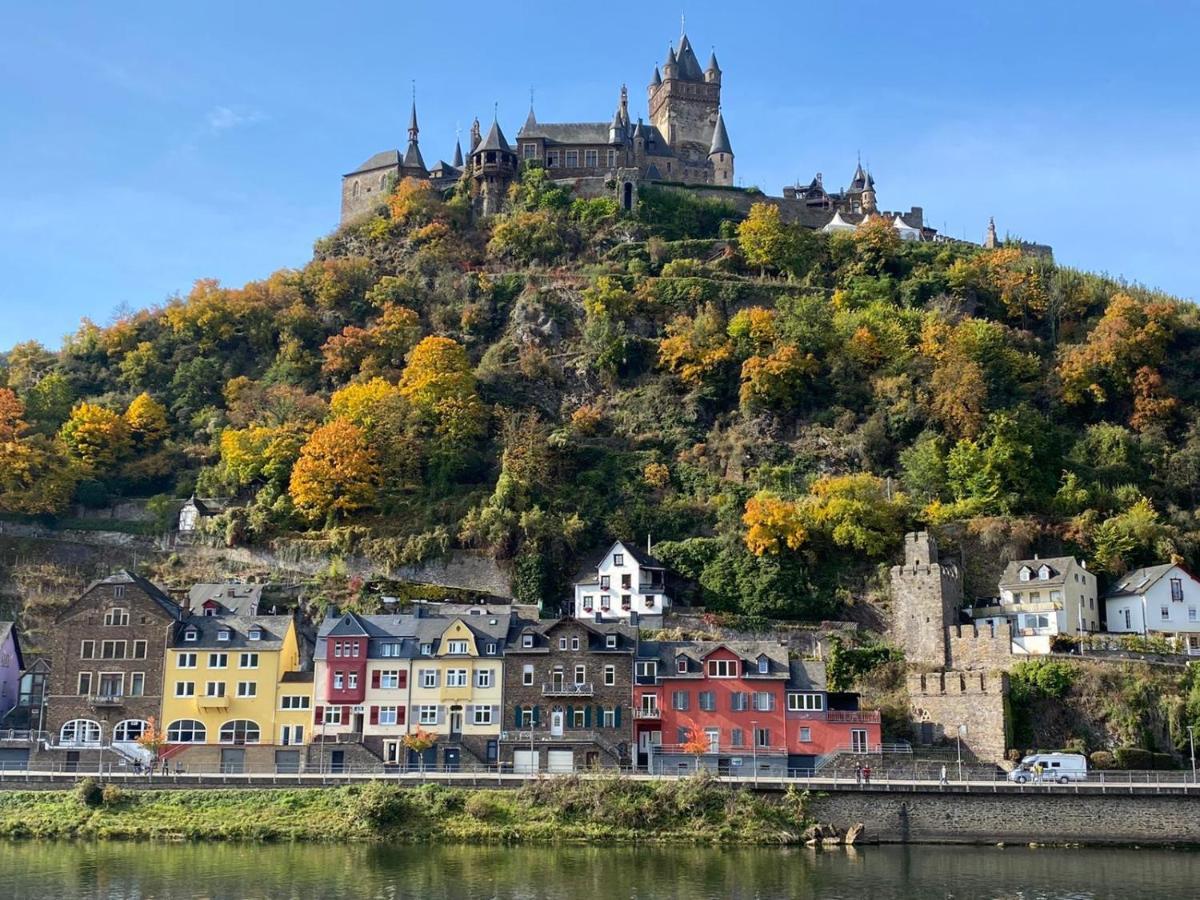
398;336;486;453
289;419;380;522
0;389;76;514
658;306;734;387
743;491;808;556
800;473;907;557
124;393;169;450
59;402;130;476
739;345;819;411
330;378;402;431
737;203;794;275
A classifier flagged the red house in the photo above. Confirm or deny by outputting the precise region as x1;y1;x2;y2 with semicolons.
784;660;881;773
314;612;370;733
634;641;790;776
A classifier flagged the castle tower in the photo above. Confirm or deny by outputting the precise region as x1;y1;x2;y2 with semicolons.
889;531;961;668
471;116;518;217
708;108;733;186
984;216;999;249
705;51;721;85
862;169;878;214
469;118;482;154
648;32;721;181
401;100;428;177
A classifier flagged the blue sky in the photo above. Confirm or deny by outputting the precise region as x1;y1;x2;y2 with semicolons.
1;1;1197;351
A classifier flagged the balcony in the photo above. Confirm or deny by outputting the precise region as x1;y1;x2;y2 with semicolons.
634;708;661;720
788;709;882;724
88;694;125;708
656;742;787;758
542;682;594;697
197;695;229;710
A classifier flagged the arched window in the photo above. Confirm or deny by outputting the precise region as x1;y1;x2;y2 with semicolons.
60;719;102;746
113;719;149;743
352;181;360;198
219;720;261;745
166;719;206;743
379;174;387;188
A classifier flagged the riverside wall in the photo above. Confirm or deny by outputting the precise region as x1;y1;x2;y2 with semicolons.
810;788;1200;845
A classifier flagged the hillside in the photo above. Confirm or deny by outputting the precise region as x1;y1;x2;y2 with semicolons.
1;169;1196;622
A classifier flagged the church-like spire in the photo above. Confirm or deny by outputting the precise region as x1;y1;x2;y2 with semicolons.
453;138;463;168
408;96;419;145
709;109;732;156
651;65;662;87
403;96;426;173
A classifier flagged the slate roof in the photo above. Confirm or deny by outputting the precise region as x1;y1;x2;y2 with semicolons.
281;670;314;684
187;583;264;616
675;35;706;81
175;614;293;650
571;540;667;586
786;659;826;692
998;557;1080;590
347;150;401;175
709;111;732;155
506;615;637;652
1105;563;1184;598
517;122;611;144
402;140;427;172
638;640;790;678
476;119;512;154
0;621;22;671
452;140;464;168
72;571;183;622
314;606;514;659
707;51;720;73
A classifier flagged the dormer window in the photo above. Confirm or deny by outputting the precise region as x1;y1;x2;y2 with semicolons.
1018;567;1031;582
447;640;469;655
420;643;433;656
522;634;534;648
606;635;617;649
204;607;217;617
1038;565;1051;580
757;656;769;674
184;628;198;642
217;628;231;642
676;657;688;673
486;642;496;655
248;627;262;642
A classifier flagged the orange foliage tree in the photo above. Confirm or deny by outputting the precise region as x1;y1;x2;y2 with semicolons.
289;419;381;523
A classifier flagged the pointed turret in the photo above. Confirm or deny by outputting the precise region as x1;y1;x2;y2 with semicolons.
452;139;463;169
705;51;722;85
520;103;537;136
862;168;878;214
663;44;678;79
675;34;704;81
470;117;481;153
471;115;518;217
849;160;868;192
651;66;662;87
476;117;512;154
708;109;734;186
402;100;427;173
709;110;732;156
985;216;999;249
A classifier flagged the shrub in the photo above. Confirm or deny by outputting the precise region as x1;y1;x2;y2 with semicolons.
101;783;126;807
1089;751;1115;770
464;792;502;821
351;782;409;826
74;777;103;808
1114;747;1153;770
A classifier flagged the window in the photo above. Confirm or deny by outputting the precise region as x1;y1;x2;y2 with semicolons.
208;653;227;669
698;691;715;711
574;665;587;685
217;628;231;642
757;657;769;674
333;642;343;658
351;641;362;657
600;576;611;590
754;692;774;712
281;696;311;710
129;673;145;697
380;643;401;658
583;595;594;611
206;681;226;697
113;719;147;742
418;705;438;725
420;643;433;656
731;728;744;747
447;640;469;655
585;149;598;167
175;681;195;697
446;669;468;687
219;720;260;744
97;672;123;698
473;706;493;725
520;707;534;727
348;672;358;690
636;661;658;680
184;628;198;642
324;706;343;725
676;727;690;744
671;690;689;710
1190;608;1198;623
167;720;206;743
236;681;257;698
676;657;688;673
604;665;616;686
476;669;493;689
621;574;631;590
789;693;824;711
77;672;92;696
571;637;580;651
546;151;558;167
203;607;217;617
60;719;102;745
613;553;624;566
565;150;578;167
601;596;611;610
755;727;771;748
486;643;496;655
522;664;534;686
572;708;586;728
559;637;568;650
379;706;399;726
248;627;262;642
239;653;258;669
708;659;737;678
606;635;617;649
603;707;615;727
113;586;125;599
621;595;632;610
100;641;126;660
607;149;616;166
421;670;438;689
1162;606;1171;621
333;672;344;690
798;727;812;743
1172;578;1185;602
522;634;534;648
731;692;749;712
380;671;401;689
522;143;535;159
104;608;129;626
80;640;95;660
1019;567;1031;582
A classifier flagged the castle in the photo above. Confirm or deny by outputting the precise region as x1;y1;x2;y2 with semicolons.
339;28;1031;252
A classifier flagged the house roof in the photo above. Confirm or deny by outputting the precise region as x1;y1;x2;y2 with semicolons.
187;583;265;616
280;670;315;684
639;640;790;678
0;621;22;671
709;111;732;155
175;614;293;650
74;571;183;622
998;557;1080;590
1105;563;1184;598
517;122;611;145
347;149;401;175
787;659;826;692
475;119;512;154
674;34;705;81
402;140;427;172
571;540;667;587
506;615;637;651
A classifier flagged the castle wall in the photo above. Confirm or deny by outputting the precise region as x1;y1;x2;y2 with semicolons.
340;166;397;223
946;622;1015;671
907;670;1010;763
888;533;960;668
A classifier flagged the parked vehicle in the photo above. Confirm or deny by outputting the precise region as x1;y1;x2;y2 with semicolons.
1008;752;1088;784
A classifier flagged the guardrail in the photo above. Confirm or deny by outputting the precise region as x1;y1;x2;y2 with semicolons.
541;683;594;697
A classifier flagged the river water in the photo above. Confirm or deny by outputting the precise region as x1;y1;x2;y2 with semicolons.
1;841;1195;899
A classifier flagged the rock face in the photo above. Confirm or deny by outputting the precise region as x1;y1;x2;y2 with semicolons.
844;822;865;845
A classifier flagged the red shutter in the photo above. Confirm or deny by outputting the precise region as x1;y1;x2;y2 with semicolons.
398;671;407;689
370;706;379;725
397;706;406;724
342;706;350;723
371;670;381;689
314;705;324;725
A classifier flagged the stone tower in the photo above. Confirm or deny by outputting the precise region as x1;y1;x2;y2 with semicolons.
471;117;518;217
889;532;961;667
708;108;733;186
648;33;721;182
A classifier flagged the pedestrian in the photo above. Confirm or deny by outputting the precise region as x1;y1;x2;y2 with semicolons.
863;764;872;785
161;758;169;776
855;763;862;786
939;764;947;786
1033;762;1043;784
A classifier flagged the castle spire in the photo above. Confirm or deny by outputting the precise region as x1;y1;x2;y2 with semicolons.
709;108;732;156
408;83;419;144
403;91;426;174
470;117;481;153
453;137;463;169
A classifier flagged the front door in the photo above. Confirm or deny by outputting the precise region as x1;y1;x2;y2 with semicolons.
384;741;401;765
330;749;345;774
550;710;564;737
65;751;80;773
443;747;460;772
705;728;720;753
449;707;463;738
551;669;565;691
220;748;245;774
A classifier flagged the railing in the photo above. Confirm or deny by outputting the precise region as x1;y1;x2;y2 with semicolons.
788;709;882;724
501;730;601;744
0;729;46;743
88;694;125;707
633;708;661;720
541;682;594;697
656;743;788;757
196;696;229;710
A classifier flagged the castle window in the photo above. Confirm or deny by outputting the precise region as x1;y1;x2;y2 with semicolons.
565;150;578;167
546;151;558;167
379;174;387;188
352;181;360;198
486;151;496;163
584;149;598;167
607;149;616;167
523;144;535;159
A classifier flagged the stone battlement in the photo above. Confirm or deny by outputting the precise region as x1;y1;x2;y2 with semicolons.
946;622;1015;671
907;670;1008;697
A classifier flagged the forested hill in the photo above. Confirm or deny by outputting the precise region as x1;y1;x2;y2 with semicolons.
0;169;1195;617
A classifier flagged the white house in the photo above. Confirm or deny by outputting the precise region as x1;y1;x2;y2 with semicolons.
572;541;671;622
1105;564;1200;654
969;556;1097;654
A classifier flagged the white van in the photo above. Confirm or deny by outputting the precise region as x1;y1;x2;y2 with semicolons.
1008;752;1088;784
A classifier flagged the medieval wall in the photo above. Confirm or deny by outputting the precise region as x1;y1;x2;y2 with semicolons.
889;532;960;668
907;670;1010;763
946;622;1015;671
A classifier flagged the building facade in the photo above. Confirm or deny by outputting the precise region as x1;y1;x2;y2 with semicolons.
45;571;183;762
783;660;881;773
0;622;23;722
970;556;1097;655
501;616;635;773
572;540;670;622
1105;564;1200;653
160;613;311;773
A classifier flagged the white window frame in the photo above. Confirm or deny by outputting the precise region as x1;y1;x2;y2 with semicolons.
418;705;438;726
476;669;493;689
236;681;257;698
208;653;228;669
239;653;258;669
473;706;493;725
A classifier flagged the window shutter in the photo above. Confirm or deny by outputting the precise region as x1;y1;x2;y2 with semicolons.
514;706;522;728
614;705;622;727
436;705;444;725
398;706;406;724
369;706;379;725
314;705;324;725
492;705;500;723
566;704;574;725
584;705;592;728
341;706;350;723
398;670;407;689
533;705;541;726
371;671;381;689
466;704;474;720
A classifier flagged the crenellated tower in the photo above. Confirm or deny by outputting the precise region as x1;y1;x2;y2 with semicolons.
648;32;722;182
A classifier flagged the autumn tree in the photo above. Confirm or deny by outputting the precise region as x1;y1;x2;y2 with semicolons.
320;305;421;381
59;402;131;477
681;726;712;772
658;305;735;390
398;336;486;474
219;425;307;490
800;473;907;557
743;491;808;556
401;726;438;772
135;716;169;768
0;389;76;514
124;393;169;450
737;203;794;275
739;345;819;412
289;419;381;523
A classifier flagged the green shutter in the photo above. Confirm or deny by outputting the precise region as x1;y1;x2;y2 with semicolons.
533;705;541;726
584;705;592;727
614;705;622;727
514;706;522;728
566;704;574;726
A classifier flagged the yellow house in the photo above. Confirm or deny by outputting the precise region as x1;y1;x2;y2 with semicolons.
405;611;509;769
161;614;312;773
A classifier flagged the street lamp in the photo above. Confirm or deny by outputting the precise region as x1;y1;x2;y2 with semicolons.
957;724;968;782
751;719;758;786
1188;725;1196;785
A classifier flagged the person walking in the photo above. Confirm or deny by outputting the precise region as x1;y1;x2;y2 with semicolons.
863;764;872;785
855;763;863;787
939;764;948;786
